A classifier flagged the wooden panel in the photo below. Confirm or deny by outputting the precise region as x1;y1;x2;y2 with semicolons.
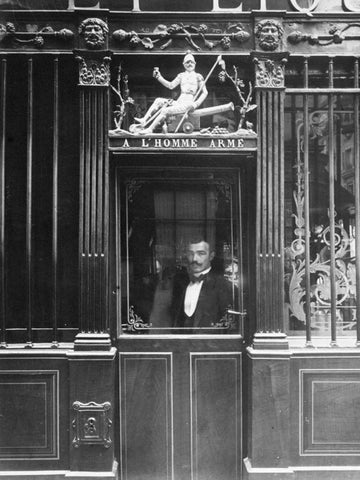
191;353;242;480
300;369;360;455
120;353;173;480
0;370;58;459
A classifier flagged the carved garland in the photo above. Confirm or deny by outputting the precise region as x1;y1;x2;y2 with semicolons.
0;22;73;48
112;22;250;51
288;23;360;46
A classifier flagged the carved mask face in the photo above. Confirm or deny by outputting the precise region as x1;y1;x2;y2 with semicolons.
258;24;280;51
83;23;105;49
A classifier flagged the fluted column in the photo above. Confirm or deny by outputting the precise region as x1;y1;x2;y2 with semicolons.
252;50;289;349
73;17;111;350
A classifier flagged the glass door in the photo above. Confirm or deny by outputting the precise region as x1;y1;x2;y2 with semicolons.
113;165;250;480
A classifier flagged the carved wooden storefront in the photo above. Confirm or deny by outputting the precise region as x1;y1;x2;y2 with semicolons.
1;1;360;480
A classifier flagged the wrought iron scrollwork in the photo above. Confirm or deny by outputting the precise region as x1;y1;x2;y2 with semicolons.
286;110;357;332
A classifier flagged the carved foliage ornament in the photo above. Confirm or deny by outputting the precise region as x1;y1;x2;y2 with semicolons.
253;57;287;88
0;22;73;48
112;22;250;51
255;19;284;52
72;401;112;448
288;23;360;46
76;55;111;86
79;17;108;49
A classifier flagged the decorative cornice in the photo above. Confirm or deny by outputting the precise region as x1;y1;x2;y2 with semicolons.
74;50;111;87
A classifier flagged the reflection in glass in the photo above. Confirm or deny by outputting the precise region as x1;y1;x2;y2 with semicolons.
118;172;243;335
284;94;357;337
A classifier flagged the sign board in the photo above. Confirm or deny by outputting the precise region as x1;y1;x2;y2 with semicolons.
109;134;257;153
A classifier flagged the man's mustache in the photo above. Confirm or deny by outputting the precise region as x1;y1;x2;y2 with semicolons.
190;261;202;266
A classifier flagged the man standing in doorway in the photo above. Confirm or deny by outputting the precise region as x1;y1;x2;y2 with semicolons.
172;238;232;332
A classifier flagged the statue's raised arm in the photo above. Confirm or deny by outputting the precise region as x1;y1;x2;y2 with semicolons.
131;52;208;135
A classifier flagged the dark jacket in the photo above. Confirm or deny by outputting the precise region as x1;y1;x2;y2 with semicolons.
172;269;232;332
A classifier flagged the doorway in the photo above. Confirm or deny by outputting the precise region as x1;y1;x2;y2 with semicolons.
111;160;255;480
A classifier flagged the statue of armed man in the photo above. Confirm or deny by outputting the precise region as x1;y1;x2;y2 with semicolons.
132;52;208;134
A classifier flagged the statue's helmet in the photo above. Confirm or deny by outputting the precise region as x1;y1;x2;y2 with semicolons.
183;52;196;64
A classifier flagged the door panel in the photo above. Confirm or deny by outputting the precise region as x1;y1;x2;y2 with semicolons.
119;353;173;480
119;342;242;480
191;353;242;480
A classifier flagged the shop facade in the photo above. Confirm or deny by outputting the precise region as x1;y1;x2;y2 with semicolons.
1;1;360;479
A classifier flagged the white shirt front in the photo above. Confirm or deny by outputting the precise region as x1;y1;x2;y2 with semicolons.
183;267;211;317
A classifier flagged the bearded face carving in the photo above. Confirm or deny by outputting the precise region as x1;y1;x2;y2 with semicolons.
255;20;283;52
79;18;108;49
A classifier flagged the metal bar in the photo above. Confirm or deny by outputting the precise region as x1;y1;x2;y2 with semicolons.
303;61;312;345
286;88;360;94
328;58;337;345
354;58;360;345
26;58;33;346
52;57;59;347
0;59;6;347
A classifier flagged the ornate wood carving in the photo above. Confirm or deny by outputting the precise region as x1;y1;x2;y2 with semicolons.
251;53;288;340
79;17;108;50
72;401;112;448
112;23;250;51
75;52;111;87
0;22;73;49
288;23;360;46
254;19;284;52
253;55;288;89
75;49;111;341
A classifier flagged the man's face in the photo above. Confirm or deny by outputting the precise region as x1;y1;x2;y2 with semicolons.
183;60;196;72
186;241;214;275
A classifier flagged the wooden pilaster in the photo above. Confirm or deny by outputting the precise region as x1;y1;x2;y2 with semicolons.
252;49;289;349
74;26;111;350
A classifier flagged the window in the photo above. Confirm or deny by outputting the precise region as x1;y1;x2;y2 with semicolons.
116;168;245;335
284;57;360;344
